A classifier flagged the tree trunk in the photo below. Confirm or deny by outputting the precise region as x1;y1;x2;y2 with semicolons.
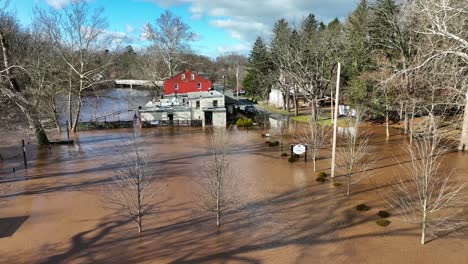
51;99;61;133
409;99;416;144
347;175;351;196
216;178;220;228
138;215;142;233
404;106;408;135
399;101;404;121
282;92;287;111
313;156;316;173
293;86;298;116
459;91;468;151
17;103;49;145
421;207;427;245
68;83;73;129
385;110;390;138
71;93;83;133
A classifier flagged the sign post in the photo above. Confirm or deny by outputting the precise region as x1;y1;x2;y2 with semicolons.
66;120;70;141
293;144;306;163
304;145;308;162
22;139;27;169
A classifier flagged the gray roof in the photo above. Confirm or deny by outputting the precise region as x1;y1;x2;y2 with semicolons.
187;90;224;99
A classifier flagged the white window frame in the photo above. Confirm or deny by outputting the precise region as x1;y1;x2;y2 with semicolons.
190;73;195;80
181;74;185;80
174;84;179;90
197;82;201;89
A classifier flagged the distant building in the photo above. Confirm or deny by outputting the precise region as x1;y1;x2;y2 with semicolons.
139;90;226;127
268;88;308;109
163;69;212;96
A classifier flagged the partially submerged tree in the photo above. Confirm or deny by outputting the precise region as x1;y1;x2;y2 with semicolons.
336;114;376;195
296;107;330;172
198;128;237;228
386;129;467;244
36;0;112;132
105;130;155;233
0;1;50;144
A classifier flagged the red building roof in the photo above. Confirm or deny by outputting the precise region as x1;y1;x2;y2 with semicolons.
163;70;211;95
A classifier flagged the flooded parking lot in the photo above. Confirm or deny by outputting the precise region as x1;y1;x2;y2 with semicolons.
1;126;468;263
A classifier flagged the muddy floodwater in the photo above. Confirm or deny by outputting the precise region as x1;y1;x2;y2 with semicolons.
1;126;468;263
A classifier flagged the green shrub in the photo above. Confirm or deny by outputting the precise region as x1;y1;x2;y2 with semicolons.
378;211;391;218
236;118;245;127
376;219;391;227
356;204;370;211
280;152;288;157
316;177;326;183
332;182;342;187
261;133;266;137
288;156;298;163
317;172;327;178
244;118;254;126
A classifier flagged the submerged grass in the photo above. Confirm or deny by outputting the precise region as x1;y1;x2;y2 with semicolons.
291;115;350;127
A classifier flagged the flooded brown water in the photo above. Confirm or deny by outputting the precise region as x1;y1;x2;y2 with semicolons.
0;125;468;263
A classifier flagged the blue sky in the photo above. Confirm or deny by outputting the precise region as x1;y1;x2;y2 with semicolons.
12;0;358;58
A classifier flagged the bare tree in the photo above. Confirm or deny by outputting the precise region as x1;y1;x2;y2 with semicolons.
336;114;376;195
0;1;51;144
105;129;155;233
197;128;237;228
36;1;112;132
296;107;330;172
142;10;196;78
386;129;467;244
410;0;468;150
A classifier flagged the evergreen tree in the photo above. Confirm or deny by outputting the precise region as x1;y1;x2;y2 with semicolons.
243;37;272;99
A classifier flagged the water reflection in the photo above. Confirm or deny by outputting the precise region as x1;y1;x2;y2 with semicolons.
59;88;152;123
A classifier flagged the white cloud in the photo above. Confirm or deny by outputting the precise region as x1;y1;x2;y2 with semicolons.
126;24;135;33
46;0;72;9
147;0;357;42
46;0;93;9
216;43;250;55
101;30;135;49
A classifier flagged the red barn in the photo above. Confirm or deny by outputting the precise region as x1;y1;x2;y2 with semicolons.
163;70;212;96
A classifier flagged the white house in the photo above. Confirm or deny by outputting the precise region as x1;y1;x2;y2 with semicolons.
139;90;226;127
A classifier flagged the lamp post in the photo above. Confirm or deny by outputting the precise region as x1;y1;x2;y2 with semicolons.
222;75;225;94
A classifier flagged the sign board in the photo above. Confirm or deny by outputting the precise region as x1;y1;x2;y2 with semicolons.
293;144;306;155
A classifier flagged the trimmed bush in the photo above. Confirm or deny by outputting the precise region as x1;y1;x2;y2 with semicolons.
261;133;266;137
236;118;245;127
332;182;342;187
376;219;391;227
317;172;327;178
268;140;279;147
378;211;391;218
288;156;298;163
316;177;326;183
265;140;271;145
280;152;289;157
236;118;253;127
356;204;370;211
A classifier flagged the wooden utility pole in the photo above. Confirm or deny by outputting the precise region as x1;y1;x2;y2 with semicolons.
331;62;341;178
236;65;239;103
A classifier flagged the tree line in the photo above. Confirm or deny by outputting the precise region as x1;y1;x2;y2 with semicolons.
243;0;468;149
0;0;248;143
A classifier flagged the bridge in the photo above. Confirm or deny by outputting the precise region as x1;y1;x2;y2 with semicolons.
114;79;164;88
